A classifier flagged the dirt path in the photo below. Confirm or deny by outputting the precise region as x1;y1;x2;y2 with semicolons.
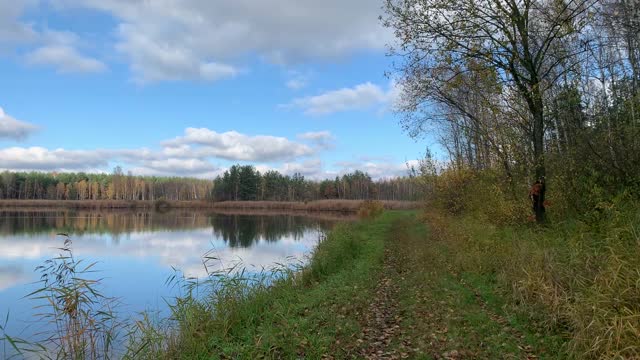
350;215;544;359
355;247;408;359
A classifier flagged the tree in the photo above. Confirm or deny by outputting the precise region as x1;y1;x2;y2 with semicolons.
238;165;260;201
384;0;596;222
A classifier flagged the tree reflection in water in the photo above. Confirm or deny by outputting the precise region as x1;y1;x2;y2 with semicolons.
210;213;336;248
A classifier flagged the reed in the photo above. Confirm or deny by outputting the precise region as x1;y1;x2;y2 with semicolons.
1;236;125;359
212;200;420;212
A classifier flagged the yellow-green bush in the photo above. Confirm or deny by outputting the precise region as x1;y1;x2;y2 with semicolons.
430;168;476;215
357;200;385;219
428;168;528;225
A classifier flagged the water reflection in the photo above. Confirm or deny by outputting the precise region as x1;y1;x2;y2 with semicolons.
0;209;215;237
0;265;27;291
211;214;334;248
0;208;346;340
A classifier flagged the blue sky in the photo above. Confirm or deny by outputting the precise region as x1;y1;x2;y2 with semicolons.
0;0;432;180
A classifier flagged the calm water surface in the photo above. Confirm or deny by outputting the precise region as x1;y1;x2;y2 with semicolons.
0;208;344;341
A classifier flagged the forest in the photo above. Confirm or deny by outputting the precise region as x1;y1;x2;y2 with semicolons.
0;167;212;201
211;165;419;201
0;165;420;202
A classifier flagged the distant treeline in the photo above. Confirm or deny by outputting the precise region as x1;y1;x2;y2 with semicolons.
0;166;420;202
212;165;419;201
0;168;212;201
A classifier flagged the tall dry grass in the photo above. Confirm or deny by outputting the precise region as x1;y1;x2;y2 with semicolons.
422;168;640;358
0;199;420;213
212;200;420;212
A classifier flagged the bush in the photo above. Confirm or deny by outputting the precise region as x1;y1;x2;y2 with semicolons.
356;200;385;219
427;168;528;225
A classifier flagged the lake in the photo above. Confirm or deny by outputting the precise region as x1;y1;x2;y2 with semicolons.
0;208;345;343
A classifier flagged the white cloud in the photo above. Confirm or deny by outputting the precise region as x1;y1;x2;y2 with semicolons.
51;0;391;82
334;159;413;180
281;159;324;178
132;158;218;177
286;78;307;90
285;71;310;90
251;158;325;180
0;107;39;140
24;30;106;73
297;131;335;149
163;128;315;162
117;25;239;83
0;146;222;177
26;45;106;73
255;157;415;181
0;128;327;177
0;0;37;45
0;142;414;180
297;130;333;141
0;7;105;73
285;82;400;115
0;147;111;171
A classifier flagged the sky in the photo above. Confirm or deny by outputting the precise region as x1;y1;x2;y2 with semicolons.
0;0;432;180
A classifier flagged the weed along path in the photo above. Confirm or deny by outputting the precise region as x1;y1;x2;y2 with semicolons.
346;214;548;359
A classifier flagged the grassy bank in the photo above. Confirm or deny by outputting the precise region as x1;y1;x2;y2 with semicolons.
9;204;634;358
0;199;420;212
131;211;399;359
130;210;568;359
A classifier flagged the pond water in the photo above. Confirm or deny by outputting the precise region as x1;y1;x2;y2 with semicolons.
0;208;345;343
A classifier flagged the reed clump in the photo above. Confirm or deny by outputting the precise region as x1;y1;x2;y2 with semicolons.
1;236;124;359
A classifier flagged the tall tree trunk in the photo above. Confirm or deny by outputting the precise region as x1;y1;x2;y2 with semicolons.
531;84;547;223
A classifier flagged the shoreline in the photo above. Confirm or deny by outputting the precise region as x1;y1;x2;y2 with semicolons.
0;199;421;212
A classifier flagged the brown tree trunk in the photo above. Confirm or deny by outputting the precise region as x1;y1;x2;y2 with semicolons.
531;87;546;223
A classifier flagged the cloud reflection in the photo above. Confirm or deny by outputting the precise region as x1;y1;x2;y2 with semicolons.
0;210;334;282
0;266;28;291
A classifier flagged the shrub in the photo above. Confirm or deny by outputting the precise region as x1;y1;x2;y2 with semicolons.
356;200;385;219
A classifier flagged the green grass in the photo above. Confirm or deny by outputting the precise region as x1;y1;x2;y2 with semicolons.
145;210;572;359
379;215;565;359
10;205;634;359
130;211;405;359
